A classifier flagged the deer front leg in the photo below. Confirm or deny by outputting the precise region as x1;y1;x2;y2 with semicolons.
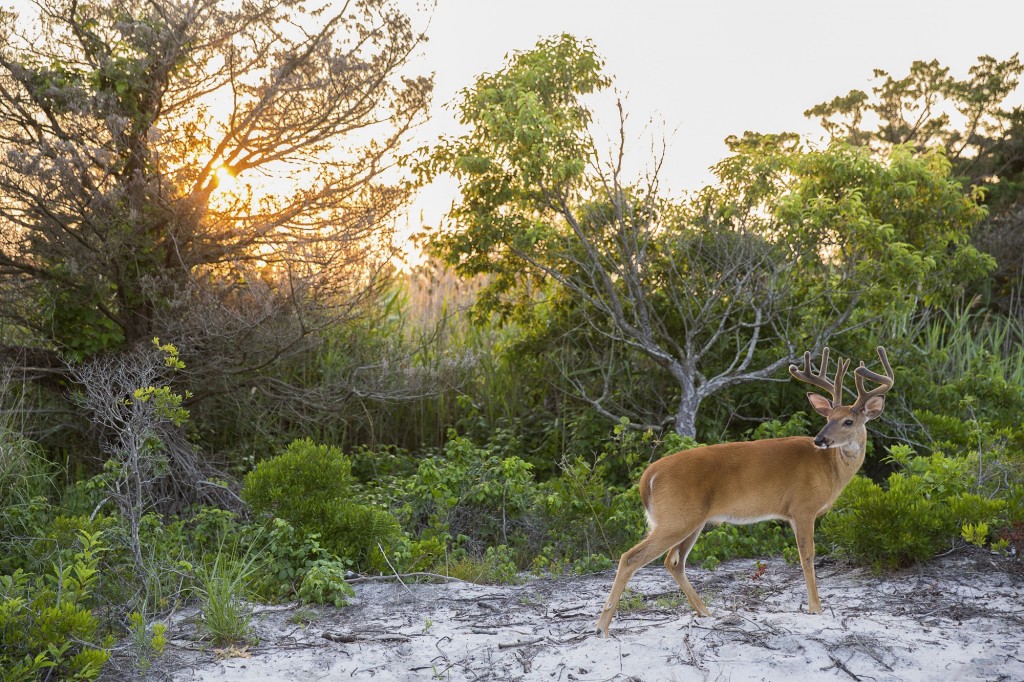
791;515;822;614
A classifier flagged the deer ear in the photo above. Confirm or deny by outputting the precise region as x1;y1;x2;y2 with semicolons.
861;395;885;420
806;392;832;418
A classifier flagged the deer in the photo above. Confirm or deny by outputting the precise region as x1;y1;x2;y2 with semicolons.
595;346;894;637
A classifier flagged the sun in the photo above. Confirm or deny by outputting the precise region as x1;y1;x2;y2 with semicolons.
213;164;237;191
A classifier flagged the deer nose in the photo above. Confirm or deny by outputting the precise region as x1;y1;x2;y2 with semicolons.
814;435;828;448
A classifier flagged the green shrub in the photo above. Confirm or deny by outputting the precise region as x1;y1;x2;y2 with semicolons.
820;446;1007;568
242;438;402;571
0;430;57;576
296;559;355;607
689;522;798;570
243;438;356;522
250;518;336;601
537;455;645;566
126;610;167;674
444;544;522;584
386;535;448;574
0;530;112;681
397;434;539;553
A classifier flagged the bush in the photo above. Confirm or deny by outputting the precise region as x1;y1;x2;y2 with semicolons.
243;438;355;522
297;559;356;607
820;445;1007;568
396;434;540;554
242;438;402;571
0;430;57;576
0;530;112;681
690;523;798;570
537;455;645;567
443;544;522;584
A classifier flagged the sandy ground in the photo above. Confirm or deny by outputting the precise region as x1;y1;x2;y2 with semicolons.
132;550;1023;681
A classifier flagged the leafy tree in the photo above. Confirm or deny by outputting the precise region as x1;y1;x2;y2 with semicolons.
420;35;992;438
805;55;1023;191
0;0;430;400
804;54;1024;311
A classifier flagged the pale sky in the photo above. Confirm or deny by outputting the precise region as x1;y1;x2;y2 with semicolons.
399;0;1024;232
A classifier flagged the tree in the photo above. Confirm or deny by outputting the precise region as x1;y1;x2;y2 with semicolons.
420;35;992;438
804;54;1024;313
0;0;431;392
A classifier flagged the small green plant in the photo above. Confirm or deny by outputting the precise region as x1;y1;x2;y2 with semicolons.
287;607;319;627
126;610;167;673
654;593;684;610
961;522;989;548
617;589;646;613
444;544;522;584
296;559;355;607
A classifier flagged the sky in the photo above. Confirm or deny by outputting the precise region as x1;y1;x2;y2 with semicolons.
398;0;1024;232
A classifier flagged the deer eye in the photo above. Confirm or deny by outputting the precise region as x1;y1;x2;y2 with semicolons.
843;419;854;426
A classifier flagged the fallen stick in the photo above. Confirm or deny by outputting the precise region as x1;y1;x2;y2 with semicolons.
322;632;411;644
825;653;862;681
346;572;472;584
498;636;545;649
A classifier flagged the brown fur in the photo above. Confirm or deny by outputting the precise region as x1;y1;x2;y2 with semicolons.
594;348;893;637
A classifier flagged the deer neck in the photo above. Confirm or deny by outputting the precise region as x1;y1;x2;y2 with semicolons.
829;436;867;484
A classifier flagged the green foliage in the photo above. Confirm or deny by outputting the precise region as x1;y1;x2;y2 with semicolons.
418;33;609;291
0;429;57;576
242;438;402;571
248;518;335;602
126;610;167;674
746;412;812;441
444;545;522;584
395;433;539;552
689;524;798;571
194;541;260;646
296;560;355;607
132;376;190;427
0;530;112;681
243;438;356;521
804;54;1024;203
537;454;644;567
820;446;1007;568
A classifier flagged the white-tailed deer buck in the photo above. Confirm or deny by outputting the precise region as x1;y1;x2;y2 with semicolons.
595;346;894;637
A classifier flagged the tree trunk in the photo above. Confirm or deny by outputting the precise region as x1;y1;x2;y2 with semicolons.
671;370;701;439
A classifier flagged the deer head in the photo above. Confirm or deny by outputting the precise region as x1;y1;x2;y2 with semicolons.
789;346;894;451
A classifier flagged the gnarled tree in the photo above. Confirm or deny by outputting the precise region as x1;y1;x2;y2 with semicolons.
0;0;432;458
420;35;992;438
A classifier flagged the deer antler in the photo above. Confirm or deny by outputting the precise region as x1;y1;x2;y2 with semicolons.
852;346;894;412
789;347;849;407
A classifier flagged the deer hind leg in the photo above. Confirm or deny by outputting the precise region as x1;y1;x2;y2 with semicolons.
595;529;680;637
663;527;711;617
791;515;822;614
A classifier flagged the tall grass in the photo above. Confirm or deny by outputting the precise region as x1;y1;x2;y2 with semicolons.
194;539;261;646
303;260;572;454
909;302;1024;385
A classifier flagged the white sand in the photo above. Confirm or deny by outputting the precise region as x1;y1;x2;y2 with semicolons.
143;551;1023;681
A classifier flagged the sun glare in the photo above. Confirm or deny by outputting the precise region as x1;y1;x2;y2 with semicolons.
213;164;237;191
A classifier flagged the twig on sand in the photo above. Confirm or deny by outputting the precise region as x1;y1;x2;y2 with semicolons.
498;636;545;649
325;631;411;644
346;571;473;584
823;653;862;681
